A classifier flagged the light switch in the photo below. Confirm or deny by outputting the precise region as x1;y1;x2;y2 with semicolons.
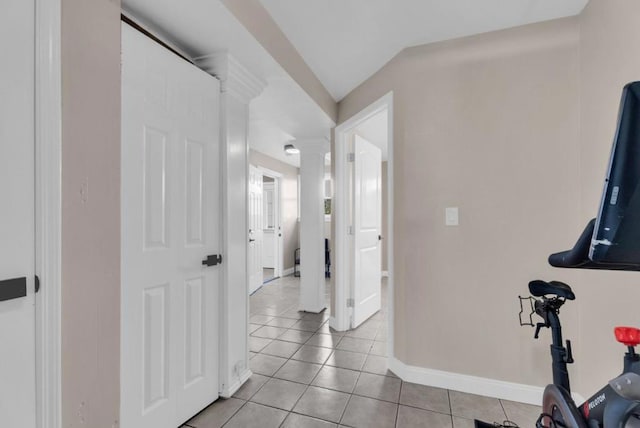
445;207;459;226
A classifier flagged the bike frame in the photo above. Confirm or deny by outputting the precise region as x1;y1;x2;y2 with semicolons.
538;297;640;428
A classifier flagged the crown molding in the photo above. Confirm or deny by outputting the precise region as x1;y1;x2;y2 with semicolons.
196;51;266;104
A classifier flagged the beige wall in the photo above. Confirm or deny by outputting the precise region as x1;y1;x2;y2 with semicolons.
250;150;300;271
61;0;121;426
339;17;583;390
338;0;640;396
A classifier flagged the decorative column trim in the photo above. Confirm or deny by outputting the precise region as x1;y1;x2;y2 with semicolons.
196;51;267;104
297;137;330;313
195;51;265;397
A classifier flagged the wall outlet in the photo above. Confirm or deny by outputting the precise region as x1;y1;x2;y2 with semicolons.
445;207;459;226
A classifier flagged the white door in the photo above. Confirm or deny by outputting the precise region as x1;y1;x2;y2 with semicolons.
121;24;221;428
352;135;382;327
248;165;264;293
262;182;275;269
0;0;36;425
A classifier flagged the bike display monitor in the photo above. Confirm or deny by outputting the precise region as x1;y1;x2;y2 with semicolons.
549;82;640;270
590;81;640;266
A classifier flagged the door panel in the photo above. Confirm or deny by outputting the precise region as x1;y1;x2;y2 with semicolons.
249;166;264;293
0;0;36;425
353;135;382;327
121;23;220;428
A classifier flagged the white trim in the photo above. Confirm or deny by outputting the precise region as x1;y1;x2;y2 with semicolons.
389;358;586;406
35;0;62;427
332;92;394;339
220;369;252;398
197;52;263;400
196;52;266;104
282;267;295;277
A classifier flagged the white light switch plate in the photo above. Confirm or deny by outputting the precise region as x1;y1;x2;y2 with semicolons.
445;207;459;226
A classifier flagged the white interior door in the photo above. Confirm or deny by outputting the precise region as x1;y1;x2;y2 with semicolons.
121;24;221;428
352;135;382;327
0;0;36;425
262;182;275;269
248;166;264;293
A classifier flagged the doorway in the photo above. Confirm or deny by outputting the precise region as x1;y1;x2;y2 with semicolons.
261;169;284;284
333;92;394;359
249;165;285;293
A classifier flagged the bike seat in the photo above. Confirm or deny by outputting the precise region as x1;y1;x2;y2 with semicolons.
528;280;575;300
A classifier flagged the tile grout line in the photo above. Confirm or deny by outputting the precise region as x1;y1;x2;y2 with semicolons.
247;278;397;426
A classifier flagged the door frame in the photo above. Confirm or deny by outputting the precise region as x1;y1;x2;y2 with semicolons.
257;166;284;279
332;92;393;356
35;0;63;427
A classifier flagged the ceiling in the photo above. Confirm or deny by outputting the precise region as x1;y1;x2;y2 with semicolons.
260;0;589;101
120;0;588;168
122;0;334;168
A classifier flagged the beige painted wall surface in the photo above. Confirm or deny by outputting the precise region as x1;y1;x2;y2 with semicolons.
61;0;121;426
339;18;583;390
574;0;640;394
250;150;300;271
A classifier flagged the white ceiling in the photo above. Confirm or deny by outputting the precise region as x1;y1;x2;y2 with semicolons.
120;0;588;167
122;0;334;168
260;0;589;101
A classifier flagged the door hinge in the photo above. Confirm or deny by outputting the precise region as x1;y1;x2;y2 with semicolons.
347;298;355;308
348;225;354;235
347;153;355;162
35;275;40;293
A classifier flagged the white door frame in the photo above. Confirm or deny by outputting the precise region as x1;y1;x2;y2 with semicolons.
35;0;62;427
257;166;284;278
332;92;394;357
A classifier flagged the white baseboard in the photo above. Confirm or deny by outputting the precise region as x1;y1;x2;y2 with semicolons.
220;368;252;398
389;358;586;406
382;271;389;278
282;267;295;277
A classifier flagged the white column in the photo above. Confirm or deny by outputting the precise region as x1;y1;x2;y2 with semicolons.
196;52;266;397
297;138;330;313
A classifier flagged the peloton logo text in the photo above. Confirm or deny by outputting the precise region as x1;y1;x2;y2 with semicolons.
588;393;606;410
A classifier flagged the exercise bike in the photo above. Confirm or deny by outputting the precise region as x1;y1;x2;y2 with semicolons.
519;81;640;427
522;276;640;427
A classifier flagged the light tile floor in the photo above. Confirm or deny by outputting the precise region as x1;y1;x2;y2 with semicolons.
181;275;541;428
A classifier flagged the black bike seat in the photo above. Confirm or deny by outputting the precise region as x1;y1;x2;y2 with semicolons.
528;280;575;300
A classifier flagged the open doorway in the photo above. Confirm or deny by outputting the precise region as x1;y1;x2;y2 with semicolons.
248;164;285;294
261;169;284;284
333;92;394;358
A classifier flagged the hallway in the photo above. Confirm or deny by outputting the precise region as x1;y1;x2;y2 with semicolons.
181;275;540;428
